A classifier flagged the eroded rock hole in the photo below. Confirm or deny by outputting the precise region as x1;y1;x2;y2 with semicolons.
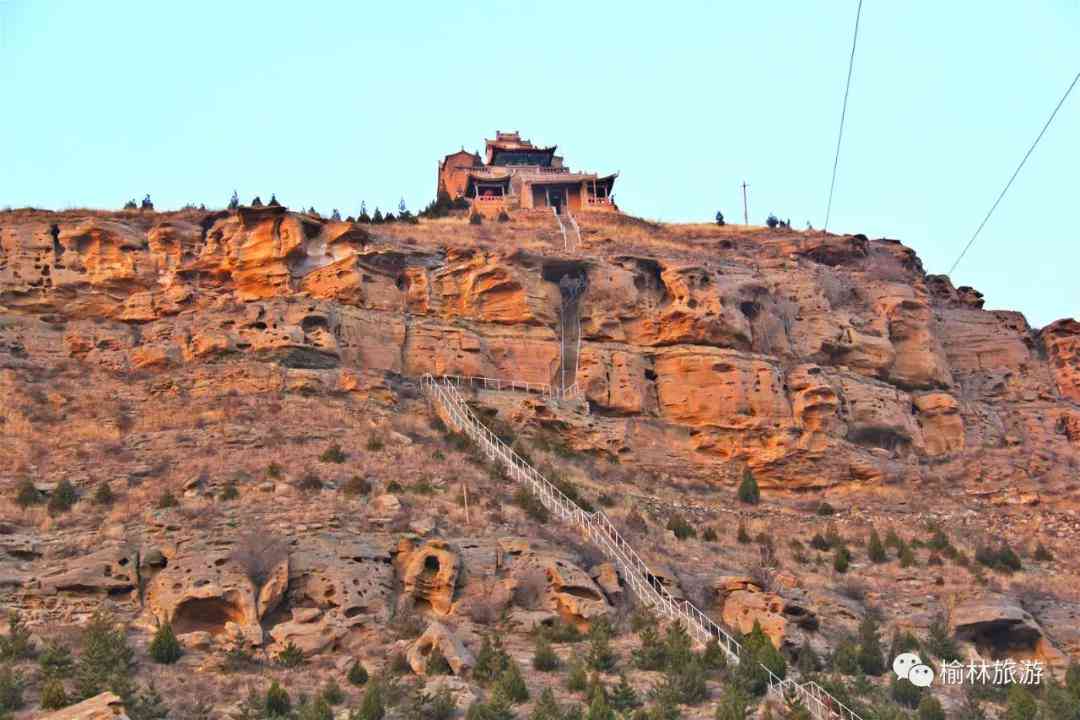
172;597;244;636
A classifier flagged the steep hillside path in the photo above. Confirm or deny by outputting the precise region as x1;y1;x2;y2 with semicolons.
420;374;867;720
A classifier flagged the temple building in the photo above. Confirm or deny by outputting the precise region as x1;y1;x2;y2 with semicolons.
437;131;618;216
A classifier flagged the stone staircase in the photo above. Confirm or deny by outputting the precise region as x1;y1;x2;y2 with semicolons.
420;373;869;720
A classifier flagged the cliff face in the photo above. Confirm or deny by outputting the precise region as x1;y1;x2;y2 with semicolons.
3;208;1077;494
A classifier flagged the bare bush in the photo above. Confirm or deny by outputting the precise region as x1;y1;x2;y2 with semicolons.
229;533;289;588
513;567;549;610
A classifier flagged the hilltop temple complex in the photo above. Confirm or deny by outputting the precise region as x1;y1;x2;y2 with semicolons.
437;131;618;216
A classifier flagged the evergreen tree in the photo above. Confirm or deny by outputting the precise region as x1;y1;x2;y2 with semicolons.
296;696;333;720
228;190;239;209
265;680;291;717
148;622;182;664
48;479;78;514
1004;685;1037;720
714;683;752;720
493;658;529;704
585;688;615;720
609;674;641;712
40;678;69;710
566;653;589;693
354;679;385;720
856;615;885;676
75;611;134;700
128;683;169;720
868;528;887;563
585;619;617;672
530;688;563;720
633;625;667;670
331;209;342;222
372;208;384;224
737;469;760;504
473;635;510;685
348;660;369;686
532;634;560;671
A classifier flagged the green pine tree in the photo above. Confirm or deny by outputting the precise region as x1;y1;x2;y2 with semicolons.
265;681;291;717
868;529;887;563
856;615;885;676
148;622;182;664
737;469;760;504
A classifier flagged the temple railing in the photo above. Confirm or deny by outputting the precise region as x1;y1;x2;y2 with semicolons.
419;374;868;720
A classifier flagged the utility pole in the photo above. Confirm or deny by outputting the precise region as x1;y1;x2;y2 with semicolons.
741;181;750;226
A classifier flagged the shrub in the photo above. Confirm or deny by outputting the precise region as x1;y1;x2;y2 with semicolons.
540;619;584;644
566;653;589;693
632;625;667;671
156;490;178;509
348;661;369;686
426;645;452;675
809;533;831;551
1034;542;1054;562
0;665;24;714
39;641;74;678
219;482;239;501
609;674;641;712
321;678;345;705
816;501;836;516
1005;685;1037;720
275;641;305;667
366;435;385;452
298;471;323;491
585;619;618;672
917;695;946;720
715;211;725;226
386;480;403;493
40;678;69;710
470;212;483;225
833;545;851;573
891;677;922;709
149;622;182;664
714;683;752;720
473;635;511;685
320;443;347;463
533;635;560;672
388;651;411;675
266;462;283;479
899;542;916;568
497;210;510;223
344;475;372;497
702;638;728;671
766;214;779;229
974;542;1018;572
229;533;289;588
737;523;751;544
265;680;291;717
296;696;333;720
737;469;760;504
666;514;696;540
354;680;386;720
48;479;78;514
14;477;42;508
0;613;33;661
93;483;115;506
702;526;718;542
75;611;134;700
513;486;550;523
531;688;566;720
656;657;708;705
868;529;887;563
493;658;529;704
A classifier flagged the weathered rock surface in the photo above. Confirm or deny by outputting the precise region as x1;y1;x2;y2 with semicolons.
40;692;129;720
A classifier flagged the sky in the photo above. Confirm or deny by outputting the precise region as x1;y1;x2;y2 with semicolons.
1;1;1076;328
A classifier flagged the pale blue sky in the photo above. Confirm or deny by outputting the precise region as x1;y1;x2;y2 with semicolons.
2;1;1076;327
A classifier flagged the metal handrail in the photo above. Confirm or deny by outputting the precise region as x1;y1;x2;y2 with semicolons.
438;374;580;401
419;373;866;720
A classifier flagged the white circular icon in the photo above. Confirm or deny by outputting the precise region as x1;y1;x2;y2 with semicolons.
909;663;935;688
893;652;922;679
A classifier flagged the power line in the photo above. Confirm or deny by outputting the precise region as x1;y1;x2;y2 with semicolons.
824;0;864;233
948;68;1080;276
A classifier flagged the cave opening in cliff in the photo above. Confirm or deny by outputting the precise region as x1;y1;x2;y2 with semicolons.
541;259;588;285
958;621;1042;660
172;597;245;636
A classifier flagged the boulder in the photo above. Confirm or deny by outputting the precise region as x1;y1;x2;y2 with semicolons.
40;691;129;720
406;621;474;675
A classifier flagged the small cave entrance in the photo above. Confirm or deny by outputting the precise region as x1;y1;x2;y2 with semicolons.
541;259;588;285
957;621;1043;660
422;554;441;577
172;597;245;637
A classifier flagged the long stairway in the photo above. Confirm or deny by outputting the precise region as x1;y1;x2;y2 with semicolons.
420;374;867;720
